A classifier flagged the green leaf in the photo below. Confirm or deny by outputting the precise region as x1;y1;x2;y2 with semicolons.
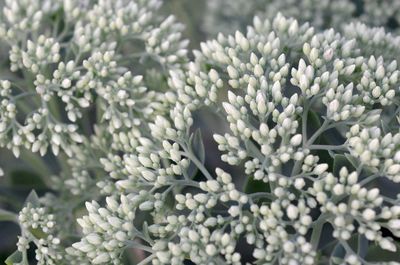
20;149;53;184
243;139;270;196
190;129;205;163
321;126;346;146
5;250;23;265
30;227;47;239
142;221;150;239
24;190;40;208
10;170;46;189
331;242;346;264
333;154;355;177
381;119;390;134
357;235;369;258
315;149;334;172
187;129;205;179
0;209;17;222
343;154;359;170
244;176;270;195
366;242;400;262
244;139;263;160
298;109;323;144
307;110;322;140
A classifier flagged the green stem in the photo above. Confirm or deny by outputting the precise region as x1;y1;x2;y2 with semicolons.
311;213;330;249
309;144;347;151
302;100;310;148
0;209;18;223
179;141;213;180
169;179;200;188
126;240;153;253
306;119;330;146
136;254;155;265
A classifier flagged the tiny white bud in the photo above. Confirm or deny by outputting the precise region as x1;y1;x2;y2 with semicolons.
314;164;328;175
286;204;299;220
290;134;302;146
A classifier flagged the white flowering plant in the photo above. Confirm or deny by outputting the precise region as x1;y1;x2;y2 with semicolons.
0;1;400;265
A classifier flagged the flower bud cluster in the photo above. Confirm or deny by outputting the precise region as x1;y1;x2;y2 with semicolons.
69;195;136;264
0;0;188;157
357;56;398;106
310;167;400;252
251;199;316;264
150;169;248;265
342;22;400;62
322;83;365;122
62;139;101;195
18;203;62;265
347;125;400;182
11;36;60;72
153;13;400;264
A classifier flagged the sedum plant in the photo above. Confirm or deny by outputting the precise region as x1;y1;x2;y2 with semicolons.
0;1;399;265
71;14;400;265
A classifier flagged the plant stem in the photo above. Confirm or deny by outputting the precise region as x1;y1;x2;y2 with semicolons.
136;254;155;265
309;144;347;151
180;143;213;180
302;100;310;148
311;213;330;249
306;119;329;146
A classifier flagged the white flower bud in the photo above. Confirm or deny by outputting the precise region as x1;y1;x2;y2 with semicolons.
388;220;400;230
206;244;217;256
290;134;302;146
313;164;328;175
86;233;102;245
254;64;264;77
206;180;220;192
388;164;400;175
379;238;396;252
227;65;239;79
362;208;376;221
328;99;340;113
286;204;299;220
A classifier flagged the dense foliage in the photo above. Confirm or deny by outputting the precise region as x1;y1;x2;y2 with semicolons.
0;1;400;264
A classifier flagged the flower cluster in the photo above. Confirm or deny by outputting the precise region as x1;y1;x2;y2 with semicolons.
0;1;400;265
60;13;399;264
15;193;63;265
68;195;137;264
158;14;399;264
0;0;187;157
